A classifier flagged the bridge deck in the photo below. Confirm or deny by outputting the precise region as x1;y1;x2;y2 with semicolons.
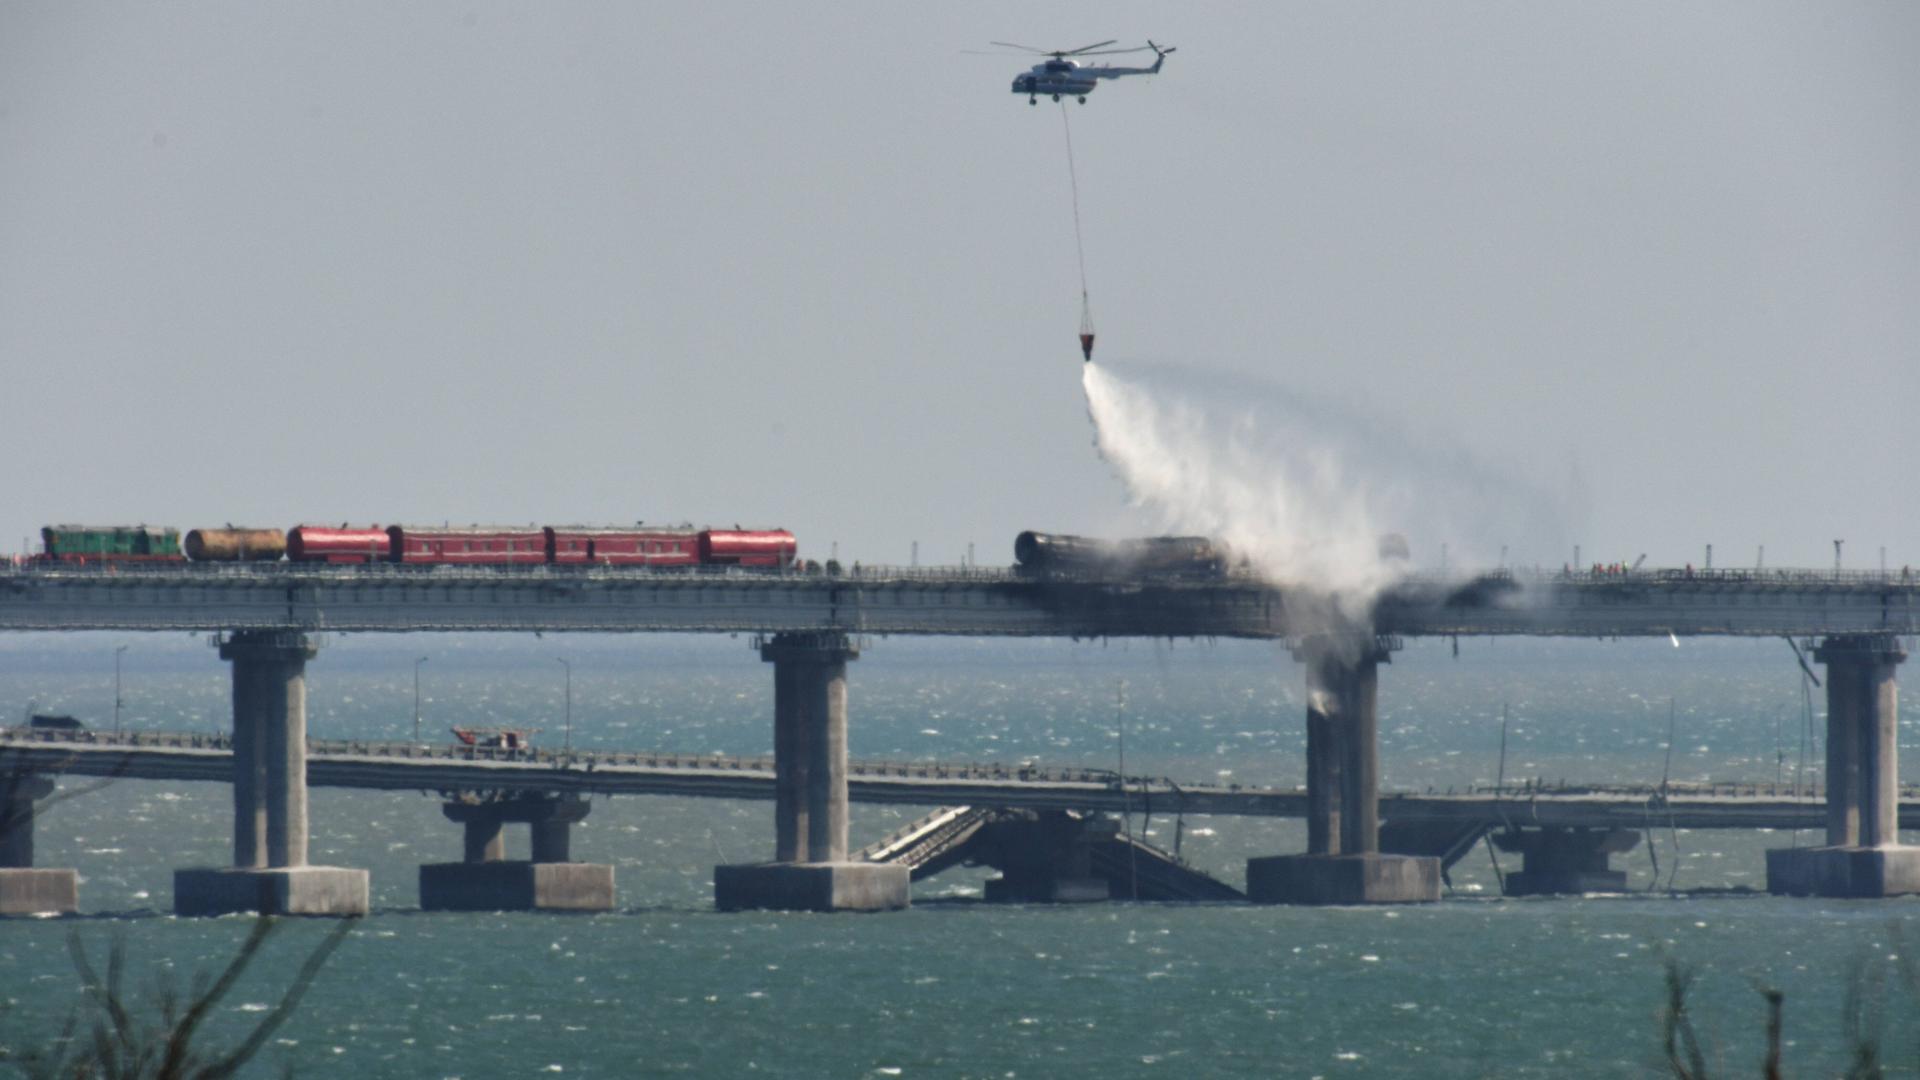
3;563;1917;637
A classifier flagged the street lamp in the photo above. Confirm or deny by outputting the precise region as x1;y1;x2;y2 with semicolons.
413;656;430;743
114;644;128;736
555;657;572;755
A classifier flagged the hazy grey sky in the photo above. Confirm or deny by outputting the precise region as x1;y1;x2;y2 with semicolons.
4;4;1914;570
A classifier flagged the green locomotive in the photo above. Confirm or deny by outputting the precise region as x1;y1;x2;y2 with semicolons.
39;525;183;563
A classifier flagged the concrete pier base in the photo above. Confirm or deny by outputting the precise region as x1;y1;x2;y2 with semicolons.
1248;636;1440;906
0;868;80;916
1766;635;1912;898
1;775;75;915
173;866;369;917
1494;827;1639;896
419;861;615;912
1246;853;1442;905
718;633;905;913
179;632;366;917
422;795;612;912
1766;846;1920;899
714;862;910;913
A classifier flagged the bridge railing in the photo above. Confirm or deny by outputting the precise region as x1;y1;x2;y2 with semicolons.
0;726;1129;786
0;726;235;751
1402;566;1920;588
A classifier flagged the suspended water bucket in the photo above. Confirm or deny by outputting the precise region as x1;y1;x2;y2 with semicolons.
1079;332;1095;362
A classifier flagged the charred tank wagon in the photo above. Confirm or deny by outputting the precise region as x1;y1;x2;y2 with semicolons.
1013;531;1226;577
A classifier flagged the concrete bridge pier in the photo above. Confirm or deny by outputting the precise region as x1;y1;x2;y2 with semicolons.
1768;634;1920;897
420;795;614;911
174;631;368;916
715;632;909;912
0;774;78;915
1494;827;1640;895
1247;636;1440;904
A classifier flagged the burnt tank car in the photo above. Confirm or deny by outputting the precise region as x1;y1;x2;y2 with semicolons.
1013;531;1225;577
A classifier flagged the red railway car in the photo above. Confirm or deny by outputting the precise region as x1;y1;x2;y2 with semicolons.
699;529;797;567
545;526;703;567
286;525;391;564
387;526;547;565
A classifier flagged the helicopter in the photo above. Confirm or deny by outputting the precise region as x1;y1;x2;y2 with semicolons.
994;40;1175;105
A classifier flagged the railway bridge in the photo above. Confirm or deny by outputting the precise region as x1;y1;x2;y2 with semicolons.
2;562;1916;914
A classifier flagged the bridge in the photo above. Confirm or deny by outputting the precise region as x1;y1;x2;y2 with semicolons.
2;562;1917;638
4;725;1892;827
2;561;1915;915
1;725;1886;904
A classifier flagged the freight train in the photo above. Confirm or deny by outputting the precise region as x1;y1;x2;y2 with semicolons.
34;523;797;569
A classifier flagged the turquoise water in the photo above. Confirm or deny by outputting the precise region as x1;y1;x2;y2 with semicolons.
4;633;1919;1076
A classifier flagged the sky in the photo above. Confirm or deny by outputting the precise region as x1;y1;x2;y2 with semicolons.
3;3;1915;572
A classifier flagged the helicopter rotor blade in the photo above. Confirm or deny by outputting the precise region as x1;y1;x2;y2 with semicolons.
989;41;1052;54
1072;46;1155;57
1063;39;1119;55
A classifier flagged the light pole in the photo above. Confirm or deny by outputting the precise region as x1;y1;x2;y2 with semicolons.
556;657;572;755
114;644;128;736
413;656;430;743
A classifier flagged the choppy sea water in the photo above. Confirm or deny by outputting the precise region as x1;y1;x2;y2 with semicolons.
3;632;1919;1077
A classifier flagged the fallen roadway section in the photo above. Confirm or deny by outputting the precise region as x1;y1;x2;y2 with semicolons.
853;806;1246;902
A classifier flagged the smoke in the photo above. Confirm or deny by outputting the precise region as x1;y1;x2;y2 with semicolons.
1080;361;1568;609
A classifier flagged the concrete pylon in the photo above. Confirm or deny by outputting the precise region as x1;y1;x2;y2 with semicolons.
1247;634;1440;904
0;774;78;915
1768;634;1920;897
771;655;809;862
175;631;368;916
715;632;909;912
420;795;614;911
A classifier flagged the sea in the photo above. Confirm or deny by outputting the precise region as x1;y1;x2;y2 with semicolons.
2;630;1917;1077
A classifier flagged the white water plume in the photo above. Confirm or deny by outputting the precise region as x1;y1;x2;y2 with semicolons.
1081;362;1567;607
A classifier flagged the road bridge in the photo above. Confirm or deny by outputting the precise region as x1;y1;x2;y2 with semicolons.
3;725;1889;906
0;726;1897;830
4;562;1916;913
